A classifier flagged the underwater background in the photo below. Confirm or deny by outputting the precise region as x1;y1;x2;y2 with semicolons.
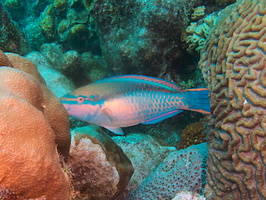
2;0;266;199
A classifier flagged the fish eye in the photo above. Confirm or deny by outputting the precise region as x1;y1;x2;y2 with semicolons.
77;96;85;103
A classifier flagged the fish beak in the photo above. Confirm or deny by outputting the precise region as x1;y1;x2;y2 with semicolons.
60;96;71;112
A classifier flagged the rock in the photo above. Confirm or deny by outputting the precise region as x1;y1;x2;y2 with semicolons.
112;133;176;193
26;51;75;98
69;125;134;199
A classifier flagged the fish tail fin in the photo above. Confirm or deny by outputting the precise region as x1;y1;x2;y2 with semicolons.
183;88;210;114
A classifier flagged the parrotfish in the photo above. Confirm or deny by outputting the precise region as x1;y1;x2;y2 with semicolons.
60;75;210;135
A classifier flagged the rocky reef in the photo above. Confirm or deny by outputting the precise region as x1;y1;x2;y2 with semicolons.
0;2;29;54
91;0;206;80
2;0;222;85
0;0;249;199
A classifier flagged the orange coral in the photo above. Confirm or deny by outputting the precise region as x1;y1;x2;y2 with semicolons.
199;0;266;199
177;118;207;150
0;50;71;159
0;67;70;199
0;50;13;67
5;52;46;85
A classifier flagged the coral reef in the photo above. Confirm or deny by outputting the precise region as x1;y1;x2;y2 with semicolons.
112;133;176;195
39;5;56;42
4;0;23;10
215;0;236;5
199;0;266;199
177;117;207;150
81;52;110;83
0;63;71;198
68;24;93;51
68;125;134;199
0;2;29;54
191;6;206;21
37;43;110;87
90;0;205;80
53;0;68;12
25;51;75;98
5;0;99;52
125;143;207;200
61;50;83;76
39;43;64;70
185;12;219;53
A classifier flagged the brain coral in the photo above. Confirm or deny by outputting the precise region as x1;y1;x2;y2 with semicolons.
0;67;70;199
199;0;266;199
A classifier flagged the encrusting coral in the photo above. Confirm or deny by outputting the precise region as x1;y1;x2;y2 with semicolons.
125;143;207;200
199;0;266;199
40;5;56;41
112;133;176;197
0;50;71;199
177;117;207;150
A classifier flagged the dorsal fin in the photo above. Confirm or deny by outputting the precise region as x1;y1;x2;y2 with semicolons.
95;74;182;92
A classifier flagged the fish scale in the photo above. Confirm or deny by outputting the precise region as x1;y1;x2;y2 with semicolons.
61;74;210;135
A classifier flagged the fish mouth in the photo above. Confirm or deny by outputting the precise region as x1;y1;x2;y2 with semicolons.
60;100;71;112
62;104;71;112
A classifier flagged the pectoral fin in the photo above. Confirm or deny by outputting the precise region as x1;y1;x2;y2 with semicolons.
103;126;124;135
102;108;113;122
101;108;124;135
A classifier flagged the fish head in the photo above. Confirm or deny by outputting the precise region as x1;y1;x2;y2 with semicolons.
60;93;102;123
